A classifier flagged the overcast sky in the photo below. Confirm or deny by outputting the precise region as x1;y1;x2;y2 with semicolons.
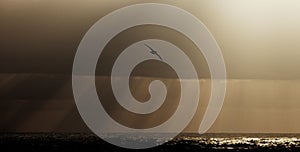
1;0;300;133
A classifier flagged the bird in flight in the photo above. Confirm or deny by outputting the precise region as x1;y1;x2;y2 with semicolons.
144;43;163;61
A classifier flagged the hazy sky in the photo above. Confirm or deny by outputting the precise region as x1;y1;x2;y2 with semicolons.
1;0;300;133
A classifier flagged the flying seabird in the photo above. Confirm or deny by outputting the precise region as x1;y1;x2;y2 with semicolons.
144;44;163;61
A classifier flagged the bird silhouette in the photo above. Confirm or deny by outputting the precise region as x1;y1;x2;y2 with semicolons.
144;43;163;61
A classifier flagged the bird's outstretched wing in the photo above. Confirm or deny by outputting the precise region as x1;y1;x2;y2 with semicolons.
144;44;163;61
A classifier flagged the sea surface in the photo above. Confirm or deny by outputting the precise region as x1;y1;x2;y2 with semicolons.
1;133;300;151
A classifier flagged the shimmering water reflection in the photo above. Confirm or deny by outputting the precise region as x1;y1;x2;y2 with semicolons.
1;133;300;151
170;133;300;150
